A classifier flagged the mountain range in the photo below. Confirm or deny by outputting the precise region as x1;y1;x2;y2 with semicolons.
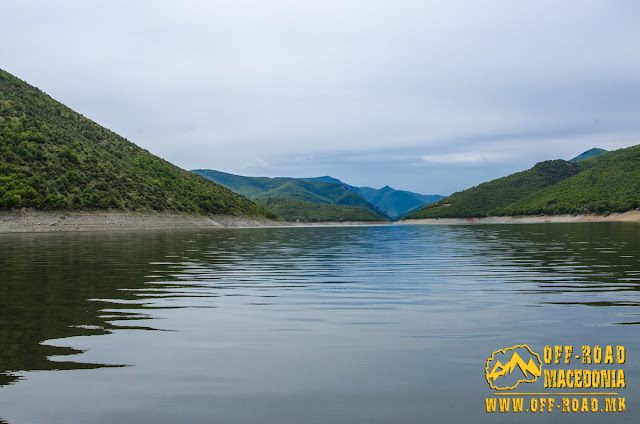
191;170;443;221
300;176;443;219
2;67;637;223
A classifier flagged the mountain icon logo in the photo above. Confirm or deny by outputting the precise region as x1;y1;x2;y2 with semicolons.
485;345;542;390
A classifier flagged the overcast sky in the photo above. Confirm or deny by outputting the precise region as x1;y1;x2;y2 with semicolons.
2;0;639;195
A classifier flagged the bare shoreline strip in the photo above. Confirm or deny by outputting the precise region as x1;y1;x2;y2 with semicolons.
401;210;640;225
0;211;388;233
2;210;639;233
0;211;288;233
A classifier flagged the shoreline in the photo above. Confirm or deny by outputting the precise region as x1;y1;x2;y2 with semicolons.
401;210;640;225
0;211;387;233
0;211;290;233
2;210;640;233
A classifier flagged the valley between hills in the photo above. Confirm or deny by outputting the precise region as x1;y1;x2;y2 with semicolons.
2;67;640;232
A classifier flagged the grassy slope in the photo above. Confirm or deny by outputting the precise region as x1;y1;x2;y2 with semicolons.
404;159;593;219
255;198;386;222
0;69;275;218
192;169;391;221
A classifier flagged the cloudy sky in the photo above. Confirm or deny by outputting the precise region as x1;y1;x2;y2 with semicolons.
2;0;639;195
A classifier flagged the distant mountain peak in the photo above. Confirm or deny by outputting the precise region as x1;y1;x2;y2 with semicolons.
570;148;607;162
301;176;344;185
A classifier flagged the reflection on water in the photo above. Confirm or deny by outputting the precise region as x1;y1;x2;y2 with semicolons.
0;223;639;423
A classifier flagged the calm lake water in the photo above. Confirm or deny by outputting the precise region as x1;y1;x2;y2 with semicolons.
0;223;638;423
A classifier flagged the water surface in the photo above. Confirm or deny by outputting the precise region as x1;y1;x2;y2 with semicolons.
0;224;638;423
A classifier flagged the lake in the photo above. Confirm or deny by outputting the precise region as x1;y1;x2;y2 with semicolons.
0;223;638;423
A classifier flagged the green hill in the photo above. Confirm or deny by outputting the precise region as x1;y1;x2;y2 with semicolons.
0;69;275;219
496;145;640;216
404;159;594;219
405;145;640;219
191;169;391;221
254;198;385;222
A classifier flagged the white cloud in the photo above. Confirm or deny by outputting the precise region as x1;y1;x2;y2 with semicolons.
420;152;516;165
240;157;269;170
